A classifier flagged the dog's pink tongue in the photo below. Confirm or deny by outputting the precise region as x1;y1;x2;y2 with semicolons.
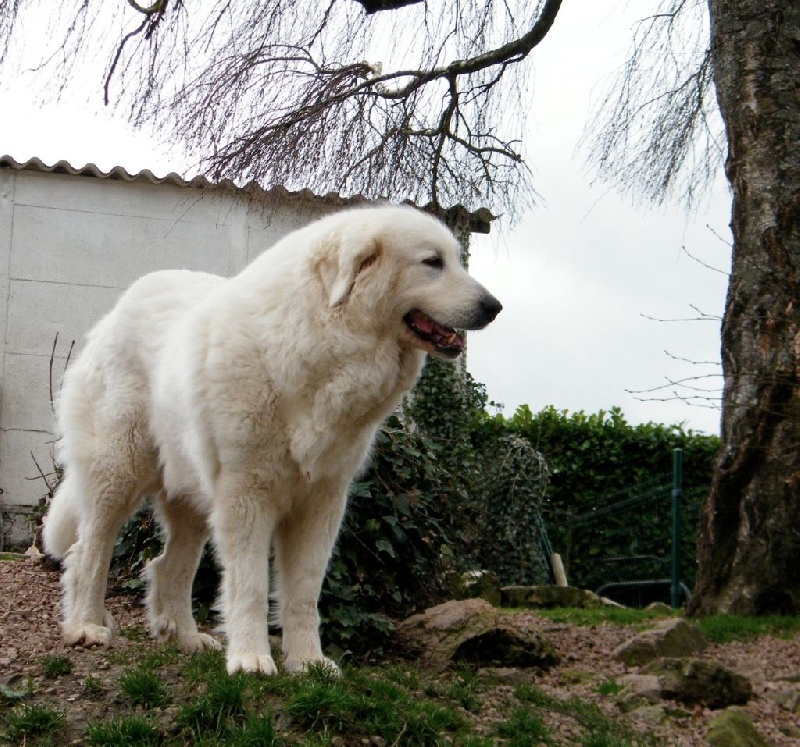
409;310;437;334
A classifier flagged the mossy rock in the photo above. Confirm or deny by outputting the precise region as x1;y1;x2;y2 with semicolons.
447;570;502;607
706;707;768;747
396;598;559;671
500;585;619;610
613;618;707;666
642;658;752;709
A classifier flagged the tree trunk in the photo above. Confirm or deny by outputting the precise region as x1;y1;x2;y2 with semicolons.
690;0;800;615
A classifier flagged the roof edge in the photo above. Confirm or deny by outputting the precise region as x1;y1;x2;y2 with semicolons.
0;155;494;234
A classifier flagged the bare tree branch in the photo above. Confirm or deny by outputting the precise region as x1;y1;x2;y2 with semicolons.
0;0;24;64
681;244;729;276
585;0;724;206
352;0;423;14
0;0;562;219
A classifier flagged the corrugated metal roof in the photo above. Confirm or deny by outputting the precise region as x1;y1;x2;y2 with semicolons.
0;155;493;233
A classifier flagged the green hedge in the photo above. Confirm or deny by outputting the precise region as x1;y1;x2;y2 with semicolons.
482;405;720;592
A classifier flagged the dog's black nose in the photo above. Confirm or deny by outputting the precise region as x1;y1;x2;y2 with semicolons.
480;295;503;323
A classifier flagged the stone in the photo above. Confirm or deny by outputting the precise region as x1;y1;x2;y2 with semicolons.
629;704;666;724
557;668;596;686
766;688;800;714
618;674;662;705
642;658;752;709
500;585;620;610
612;618;707;666
478;667;534;687
447;569;502;607
706;707;769;747
644;602;673;614
395;598;560;671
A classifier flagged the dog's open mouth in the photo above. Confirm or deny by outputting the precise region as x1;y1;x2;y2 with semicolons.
403;309;465;358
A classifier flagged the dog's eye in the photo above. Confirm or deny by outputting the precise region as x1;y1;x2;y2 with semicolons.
422;256;444;270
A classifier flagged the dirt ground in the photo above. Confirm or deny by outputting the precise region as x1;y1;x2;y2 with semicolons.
1;554;799;745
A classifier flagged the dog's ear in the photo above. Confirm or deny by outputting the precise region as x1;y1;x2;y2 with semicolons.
323;236;381;308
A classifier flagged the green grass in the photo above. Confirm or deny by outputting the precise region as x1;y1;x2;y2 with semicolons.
695;614;800;644
445;667;483;712
41;654;73;678
138;645;182;669
514;682;556;708
182;647;226;684
533;606;674;627
225;713;281;746
0;552;22;561
83;675;105;697
86;715;163;746
8;625;691;746
2;703;65;745
494;707;554;746
595;678;626;696
534;608;800;644
176;672;249;740
513;683;660;746
119;624;149;642
174;654;471;745
118;666;170;709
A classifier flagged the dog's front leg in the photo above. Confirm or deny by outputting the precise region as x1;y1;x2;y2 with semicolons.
274;481;348;675
212;474;279;675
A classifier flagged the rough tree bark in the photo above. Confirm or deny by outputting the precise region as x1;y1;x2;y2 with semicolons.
690;0;800;615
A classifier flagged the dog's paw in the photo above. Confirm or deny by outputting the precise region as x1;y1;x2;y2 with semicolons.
226;652;278;676
150;614;178;641
180;633;221;653
283;656;341;677
150;616;220;653
63;623;115;648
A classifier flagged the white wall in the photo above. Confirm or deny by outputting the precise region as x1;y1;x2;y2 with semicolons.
0;168;334;547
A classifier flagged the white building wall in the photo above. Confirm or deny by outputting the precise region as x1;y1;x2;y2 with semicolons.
0;169;338;548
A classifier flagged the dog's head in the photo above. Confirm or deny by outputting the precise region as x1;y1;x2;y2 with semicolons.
317;206;501;359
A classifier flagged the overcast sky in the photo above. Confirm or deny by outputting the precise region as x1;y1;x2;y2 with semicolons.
0;1;730;434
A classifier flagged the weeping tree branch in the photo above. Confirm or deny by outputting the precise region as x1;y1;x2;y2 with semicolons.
585;0;723;206
157;0;562;215
0;0;562;219
352;0;424;13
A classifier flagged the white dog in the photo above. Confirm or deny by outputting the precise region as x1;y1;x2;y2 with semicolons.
43;205;501;675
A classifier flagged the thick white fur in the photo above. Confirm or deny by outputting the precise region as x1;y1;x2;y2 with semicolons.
43;205;499;675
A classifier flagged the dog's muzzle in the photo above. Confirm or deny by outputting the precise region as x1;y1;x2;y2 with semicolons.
469;294;503;329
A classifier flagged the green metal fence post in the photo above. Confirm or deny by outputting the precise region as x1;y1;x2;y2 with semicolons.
671;448;683;608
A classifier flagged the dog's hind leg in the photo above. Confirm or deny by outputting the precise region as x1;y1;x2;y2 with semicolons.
274;480;349;675
60;462;145;648
146;493;220;652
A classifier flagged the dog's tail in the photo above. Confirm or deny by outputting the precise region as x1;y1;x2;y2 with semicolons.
42;472;82;559
43;364;95;560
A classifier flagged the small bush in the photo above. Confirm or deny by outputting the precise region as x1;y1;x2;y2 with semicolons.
41;655;72;678
83;675;104;697
3;704;65;744
87;716;162;746
494;708;553;746
176;672;248;739
118;667;170;709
